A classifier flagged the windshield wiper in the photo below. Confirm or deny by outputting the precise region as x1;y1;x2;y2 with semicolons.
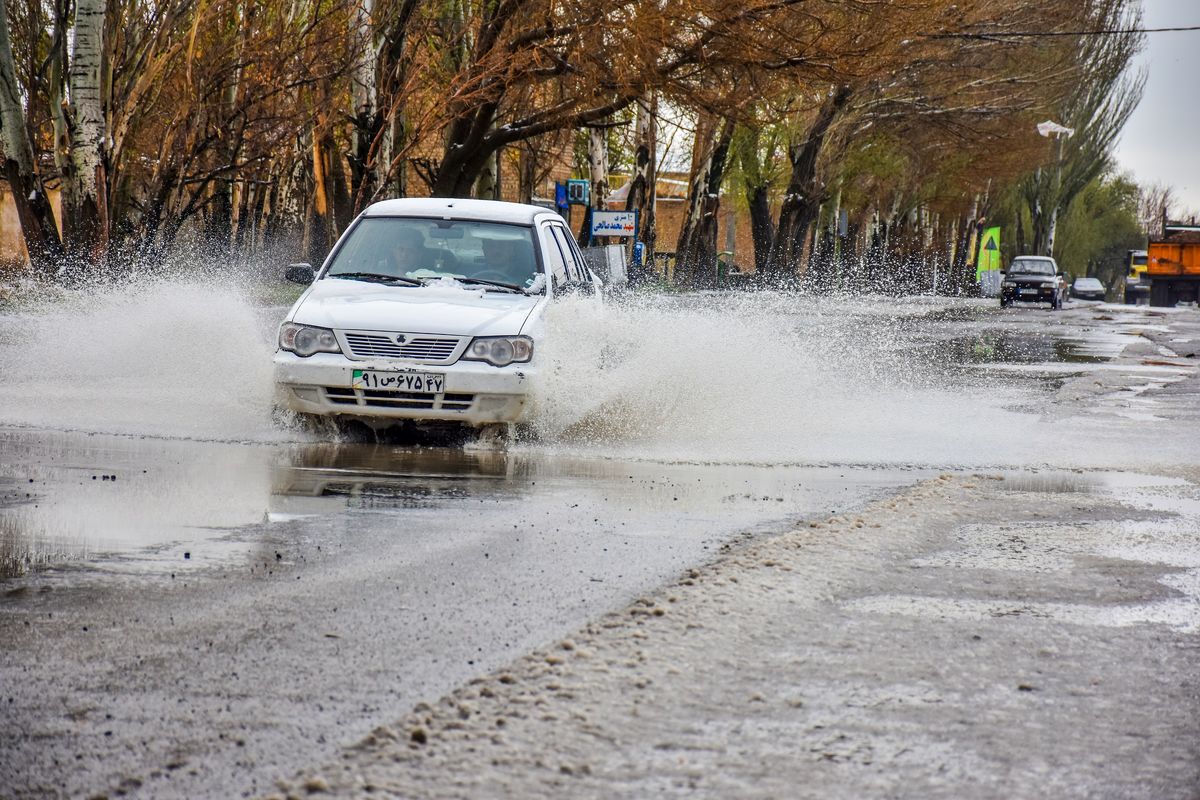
329;271;422;286
453;277;526;293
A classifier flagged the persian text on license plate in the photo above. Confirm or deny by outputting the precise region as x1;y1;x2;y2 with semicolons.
352;369;445;393
1019;289;1038;295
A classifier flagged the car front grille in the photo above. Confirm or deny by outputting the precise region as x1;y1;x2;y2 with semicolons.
323;386;475;411
342;332;462;362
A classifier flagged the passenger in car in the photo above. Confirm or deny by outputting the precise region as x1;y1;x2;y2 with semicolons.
389;229;450;274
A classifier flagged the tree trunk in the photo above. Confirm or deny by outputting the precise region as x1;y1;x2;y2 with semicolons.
517;145;536;204
624;95;656;280
674;116;734;289
765;87;852;279
61;0;109;268
731;122;775;275
0;0;62;274
747;184;773;274
588;126;609;212
308;131;335;264
576;124;609;246
474;145;499;200
430;112;498;198
349;0;378;209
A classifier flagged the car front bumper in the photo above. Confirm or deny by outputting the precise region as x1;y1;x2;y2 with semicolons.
273;351;534;426
1002;287;1059;303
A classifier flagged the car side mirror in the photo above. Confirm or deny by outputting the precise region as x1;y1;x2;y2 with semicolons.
285;263;315;284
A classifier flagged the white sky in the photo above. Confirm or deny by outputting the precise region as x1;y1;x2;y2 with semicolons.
1113;0;1200;213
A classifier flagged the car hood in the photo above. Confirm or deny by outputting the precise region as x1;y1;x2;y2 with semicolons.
291;278;542;336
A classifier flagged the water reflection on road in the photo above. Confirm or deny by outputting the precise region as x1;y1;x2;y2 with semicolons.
1;426;929;579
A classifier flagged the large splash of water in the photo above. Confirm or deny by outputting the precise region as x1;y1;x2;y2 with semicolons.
0;279;1188;468
0;277;282;442
530;292;1191;469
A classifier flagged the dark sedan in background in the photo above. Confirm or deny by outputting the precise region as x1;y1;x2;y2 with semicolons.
1000;256;1067;309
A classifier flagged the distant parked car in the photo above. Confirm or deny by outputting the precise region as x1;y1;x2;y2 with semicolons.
1070;276;1106;301
1000;256;1068;309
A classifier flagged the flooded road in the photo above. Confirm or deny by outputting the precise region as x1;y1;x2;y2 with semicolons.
2;285;1199;797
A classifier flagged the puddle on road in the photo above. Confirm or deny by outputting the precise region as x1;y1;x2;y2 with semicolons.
0;428;923;579
996;472;1099;494
933;331;1112;366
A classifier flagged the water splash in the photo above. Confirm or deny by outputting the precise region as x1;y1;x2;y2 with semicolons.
0;277;283;442
528;292;1189;469
0;279;1191;469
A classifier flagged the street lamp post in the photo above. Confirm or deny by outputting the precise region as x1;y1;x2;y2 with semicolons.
1037;120;1076;258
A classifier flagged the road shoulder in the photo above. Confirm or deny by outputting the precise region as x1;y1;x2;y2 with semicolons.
278;469;1200;799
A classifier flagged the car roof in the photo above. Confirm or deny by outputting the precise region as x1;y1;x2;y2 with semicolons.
1011;256;1055;262
361;198;558;226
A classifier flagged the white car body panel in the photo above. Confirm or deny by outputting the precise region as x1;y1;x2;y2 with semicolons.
289;279;541;338
273;198;600;429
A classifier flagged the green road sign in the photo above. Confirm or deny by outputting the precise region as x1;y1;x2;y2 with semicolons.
977;227;1001;279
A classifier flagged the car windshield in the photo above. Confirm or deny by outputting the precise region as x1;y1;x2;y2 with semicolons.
325;217;542;290
1009;259;1055;276
1075;278;1102;288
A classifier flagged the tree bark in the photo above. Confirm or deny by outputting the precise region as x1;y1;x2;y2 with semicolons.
517;145;536;204
61;0;109;268
765;87;852;279
625;95;657;278
577;124;609;246
349;0;378;208
308;130;335;264
674;116;734;289
0;0;62;274
474;145;500;200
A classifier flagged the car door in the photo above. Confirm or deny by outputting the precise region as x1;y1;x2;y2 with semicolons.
543;223;601;298
538;222;571;291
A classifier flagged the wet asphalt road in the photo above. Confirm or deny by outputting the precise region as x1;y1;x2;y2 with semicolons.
0;433;917;798
2;294;1199;798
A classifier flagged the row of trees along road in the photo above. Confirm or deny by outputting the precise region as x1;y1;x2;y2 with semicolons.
0;0;1145;288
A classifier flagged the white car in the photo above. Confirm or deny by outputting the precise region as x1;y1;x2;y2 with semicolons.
273;198;601;438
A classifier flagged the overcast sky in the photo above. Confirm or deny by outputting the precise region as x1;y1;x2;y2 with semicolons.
1113;0;1200;213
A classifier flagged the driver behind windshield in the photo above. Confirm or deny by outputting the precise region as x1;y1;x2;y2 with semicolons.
476;232;537;287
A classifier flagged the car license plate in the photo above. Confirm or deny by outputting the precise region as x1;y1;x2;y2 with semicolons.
352;369;445;393
1019;289;1037;295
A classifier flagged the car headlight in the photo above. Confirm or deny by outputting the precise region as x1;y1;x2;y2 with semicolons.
463;336;533;367
279;323;342;357
1002;281;1015;288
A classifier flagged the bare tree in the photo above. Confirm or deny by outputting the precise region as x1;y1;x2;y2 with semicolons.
0;0;61;274
1020;0;1144;257
674;113;734;287
624;94;657;269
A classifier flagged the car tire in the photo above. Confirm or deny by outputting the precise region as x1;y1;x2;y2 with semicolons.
334;418;378;443
474;423;512;450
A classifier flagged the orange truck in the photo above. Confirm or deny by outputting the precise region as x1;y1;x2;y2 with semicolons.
1147;222;1200;307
